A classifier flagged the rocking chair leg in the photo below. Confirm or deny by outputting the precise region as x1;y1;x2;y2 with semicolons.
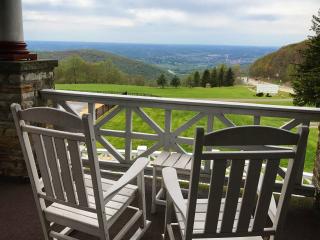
137;172;147;229
151;167;157;214
164;194;173;240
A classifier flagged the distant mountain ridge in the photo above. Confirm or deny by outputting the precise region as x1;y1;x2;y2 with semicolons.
29;41;276;75
38;49;171;81
249;41;308;82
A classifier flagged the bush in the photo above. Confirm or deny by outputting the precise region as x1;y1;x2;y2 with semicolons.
256;92;264;97
266;93;272;97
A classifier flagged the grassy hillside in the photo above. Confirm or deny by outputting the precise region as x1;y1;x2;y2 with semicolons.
56;84;290;100
38;49;171;81
249;41;308;82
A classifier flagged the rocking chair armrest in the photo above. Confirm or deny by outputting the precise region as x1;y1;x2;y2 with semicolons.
162;167;187;222
103;157;149;203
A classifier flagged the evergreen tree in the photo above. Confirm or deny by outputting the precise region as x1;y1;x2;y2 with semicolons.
157;74;167;88
292;9;320;107
224;68;235;86
218;65;225;87
170;75;181;88
201;69;211;87
193;71;200;87
210;67;218;87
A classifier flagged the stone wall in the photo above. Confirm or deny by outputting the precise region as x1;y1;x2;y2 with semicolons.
0;60;58;176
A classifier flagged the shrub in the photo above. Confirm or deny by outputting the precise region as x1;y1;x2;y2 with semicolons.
256;92;264;97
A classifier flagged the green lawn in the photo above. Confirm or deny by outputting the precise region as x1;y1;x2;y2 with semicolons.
56;84;317;173
56;84;290;99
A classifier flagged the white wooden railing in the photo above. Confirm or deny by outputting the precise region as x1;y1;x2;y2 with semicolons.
40;89;320;196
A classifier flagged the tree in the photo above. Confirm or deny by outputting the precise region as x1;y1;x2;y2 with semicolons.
210;67;218;87
292;9;320;107
193;71;200;87
217;65;225;87
224;68;235;86
63;55;86;84
170;75;181;88
185;75;194;88
201;69;211;87
157;74;167;88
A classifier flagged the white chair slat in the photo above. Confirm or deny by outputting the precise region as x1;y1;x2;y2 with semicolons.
252;159;280;232
67;139;89;207
54;138;77;204
205;159;227;233
31;133;55;198
221;160;246;232
42;135;65;201
237;159;263;232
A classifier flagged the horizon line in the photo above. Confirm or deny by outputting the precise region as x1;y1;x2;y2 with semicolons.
26;39;281;48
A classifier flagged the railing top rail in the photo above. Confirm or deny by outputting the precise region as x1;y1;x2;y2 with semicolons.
40;89;320;120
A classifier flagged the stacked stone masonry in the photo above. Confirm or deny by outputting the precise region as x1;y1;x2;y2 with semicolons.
0;60;58;176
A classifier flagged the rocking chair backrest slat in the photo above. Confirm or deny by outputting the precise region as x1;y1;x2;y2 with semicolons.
31;133;55;198
220;159;246;232
237;159;263;232
252;158;280;232
54;138;77;204
68;139;89;207
42;135;65;201
186;125;309;239
205;159;227;234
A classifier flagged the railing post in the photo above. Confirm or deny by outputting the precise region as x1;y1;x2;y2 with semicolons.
254;115;261;125
88;103;96;123
125;107;133;162
205;113;214;172
164;109;172;151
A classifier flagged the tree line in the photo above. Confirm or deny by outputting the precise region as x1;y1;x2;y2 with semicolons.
55;55;147;86
184;65;237;88
156;74;181;88
156;65;239;88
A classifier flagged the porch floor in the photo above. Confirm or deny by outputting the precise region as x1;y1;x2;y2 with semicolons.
1;176;320;240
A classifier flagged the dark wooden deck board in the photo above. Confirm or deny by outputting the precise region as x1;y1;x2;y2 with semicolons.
0;176;320;240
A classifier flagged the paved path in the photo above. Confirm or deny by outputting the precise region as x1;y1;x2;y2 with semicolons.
206;98;292;103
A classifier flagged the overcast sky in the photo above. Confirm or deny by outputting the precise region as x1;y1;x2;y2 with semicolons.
22;0;319;46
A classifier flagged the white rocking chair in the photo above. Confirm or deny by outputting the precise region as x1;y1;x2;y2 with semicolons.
162;125;308;240
11;103;151;240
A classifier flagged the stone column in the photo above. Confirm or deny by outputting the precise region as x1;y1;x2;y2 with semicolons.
0;60;58;176
0;0;58;177
0;0;36;60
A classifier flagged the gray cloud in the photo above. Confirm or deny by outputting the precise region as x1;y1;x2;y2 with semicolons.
22;0;320;46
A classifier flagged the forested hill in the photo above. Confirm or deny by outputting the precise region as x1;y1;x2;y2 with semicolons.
249;41;308;82
38;49;170;81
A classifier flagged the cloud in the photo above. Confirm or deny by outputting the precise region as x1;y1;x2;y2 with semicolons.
22;0;320;46
24;10;134;28
128;8;187;24
24;0;94;8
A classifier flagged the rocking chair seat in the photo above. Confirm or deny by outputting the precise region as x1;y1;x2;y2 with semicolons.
44;174;138;237
175;198;258;237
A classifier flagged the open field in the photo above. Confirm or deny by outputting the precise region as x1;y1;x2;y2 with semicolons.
56;84;290;99
56;84;317;172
